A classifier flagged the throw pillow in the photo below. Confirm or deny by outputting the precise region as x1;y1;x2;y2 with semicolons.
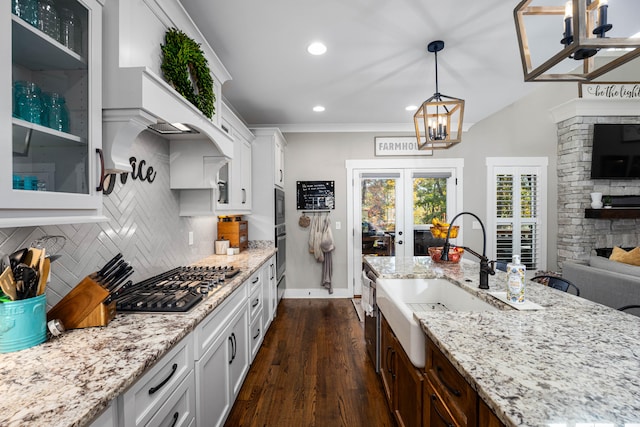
609;246;640;266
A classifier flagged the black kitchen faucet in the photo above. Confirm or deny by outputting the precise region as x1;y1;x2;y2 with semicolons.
440;211;495;289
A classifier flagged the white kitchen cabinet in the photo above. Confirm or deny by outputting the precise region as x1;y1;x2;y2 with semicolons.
216;102;253;213
248;269;264;362
249;128;287;241
89;400;118;427
118;334;195;427
274;135;285;188
262;255;277;331
194;281;249;427
1;0;106;227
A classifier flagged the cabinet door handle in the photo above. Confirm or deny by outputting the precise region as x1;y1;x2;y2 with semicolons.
431;394;455;427
232;332;237;361
96;148;106;192
148;363;178;395
170;412;179;427
252;277;260;284
270;264;275;280
279;169;283;182
242;188;246;204
253;328;261;340
229;336;234;364
391;351;396;379
436;365;462;397
252;298;260;308
385;347;392;373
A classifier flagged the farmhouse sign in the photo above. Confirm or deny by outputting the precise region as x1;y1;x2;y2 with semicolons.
374;137;433;156
579;82;640;100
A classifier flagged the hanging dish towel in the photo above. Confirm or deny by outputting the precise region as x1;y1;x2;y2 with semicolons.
361;270;374;315
320;214;335;294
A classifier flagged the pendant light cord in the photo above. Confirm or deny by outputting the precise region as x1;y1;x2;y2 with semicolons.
434;48;439;97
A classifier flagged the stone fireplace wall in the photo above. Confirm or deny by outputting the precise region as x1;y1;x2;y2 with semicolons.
557;115;640;267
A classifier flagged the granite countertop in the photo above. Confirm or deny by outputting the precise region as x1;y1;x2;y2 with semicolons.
365;256;640;427
0;247;276;427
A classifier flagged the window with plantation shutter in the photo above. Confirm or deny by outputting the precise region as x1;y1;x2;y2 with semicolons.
486;158;548;271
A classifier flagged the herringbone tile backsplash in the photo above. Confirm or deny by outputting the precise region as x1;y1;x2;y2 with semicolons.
0;133;217;308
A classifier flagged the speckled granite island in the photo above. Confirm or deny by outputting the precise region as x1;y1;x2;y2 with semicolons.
365;256;640;427
0;247;275;427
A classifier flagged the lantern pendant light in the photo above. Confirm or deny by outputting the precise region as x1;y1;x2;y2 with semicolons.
514;0;640;82
414;41;465;150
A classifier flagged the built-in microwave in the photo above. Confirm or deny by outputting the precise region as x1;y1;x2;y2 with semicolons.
275;188;285;226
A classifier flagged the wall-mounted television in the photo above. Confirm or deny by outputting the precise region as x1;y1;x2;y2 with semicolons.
591;124;640;179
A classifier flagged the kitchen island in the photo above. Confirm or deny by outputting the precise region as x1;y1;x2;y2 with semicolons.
0;247;275;427
365;256;640;427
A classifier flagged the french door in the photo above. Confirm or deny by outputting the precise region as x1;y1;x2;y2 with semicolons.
347;159;463;296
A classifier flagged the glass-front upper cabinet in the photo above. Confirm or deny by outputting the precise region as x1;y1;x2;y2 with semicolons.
1;0;104;227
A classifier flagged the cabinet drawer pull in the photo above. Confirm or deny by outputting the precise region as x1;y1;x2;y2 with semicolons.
170;411;179;427
252;277;260;284
431;394;455;427
385;347;392;373
229;336;234;364
242;188;246;204
253;328;261;340
148;363;178;395
436;365;462;397
252;298;260;308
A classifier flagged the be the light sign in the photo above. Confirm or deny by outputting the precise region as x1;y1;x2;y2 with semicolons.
374;137;433;156
579;82;640;100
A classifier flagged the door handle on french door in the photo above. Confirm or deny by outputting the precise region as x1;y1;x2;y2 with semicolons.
397;240;403;245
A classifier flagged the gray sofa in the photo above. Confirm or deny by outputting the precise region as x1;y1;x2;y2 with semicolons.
562;255;640;310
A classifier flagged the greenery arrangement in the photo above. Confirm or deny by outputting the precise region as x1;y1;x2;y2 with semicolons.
160;28;215;118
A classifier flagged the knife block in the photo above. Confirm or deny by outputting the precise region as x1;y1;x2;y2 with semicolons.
47;276;115;329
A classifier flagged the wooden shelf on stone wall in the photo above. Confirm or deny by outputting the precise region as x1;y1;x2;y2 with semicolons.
585;208;640;219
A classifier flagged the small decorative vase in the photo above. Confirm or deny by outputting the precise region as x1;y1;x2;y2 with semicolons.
590;192;603;209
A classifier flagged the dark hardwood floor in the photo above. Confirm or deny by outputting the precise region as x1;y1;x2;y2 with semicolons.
224;299;396;427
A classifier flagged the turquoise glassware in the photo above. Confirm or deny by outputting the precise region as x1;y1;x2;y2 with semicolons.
17;82;42;125
12;0;39;27
47;92;69;132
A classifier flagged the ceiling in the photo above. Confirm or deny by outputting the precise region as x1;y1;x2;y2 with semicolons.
179;0;640;132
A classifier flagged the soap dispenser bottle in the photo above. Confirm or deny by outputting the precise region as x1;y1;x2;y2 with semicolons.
506;254;526;304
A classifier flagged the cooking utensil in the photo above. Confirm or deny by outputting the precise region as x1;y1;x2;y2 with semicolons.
1;253;11;272
37;257;50;296
9;248;28;271
14;264;38;299
0;266;17;301
22;248;44;269
30;235;66;257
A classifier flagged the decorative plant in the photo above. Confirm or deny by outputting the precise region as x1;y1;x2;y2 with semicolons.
603;196;612;207
160;28;215;118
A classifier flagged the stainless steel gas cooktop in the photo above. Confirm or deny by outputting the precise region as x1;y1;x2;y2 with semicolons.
114;265;240;313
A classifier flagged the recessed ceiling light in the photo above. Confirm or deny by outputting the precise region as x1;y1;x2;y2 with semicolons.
313;105;325;112
405;105;418;111
307;42;327;55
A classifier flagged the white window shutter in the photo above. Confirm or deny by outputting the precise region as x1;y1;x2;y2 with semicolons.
486;159;547;271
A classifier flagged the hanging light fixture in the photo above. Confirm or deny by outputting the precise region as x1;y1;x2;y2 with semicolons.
514;0;640;82
414;40;465;150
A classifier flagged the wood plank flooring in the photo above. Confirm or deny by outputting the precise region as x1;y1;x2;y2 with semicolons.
224;299;396;427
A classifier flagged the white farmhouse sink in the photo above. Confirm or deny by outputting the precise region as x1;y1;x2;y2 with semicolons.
376;278;497;368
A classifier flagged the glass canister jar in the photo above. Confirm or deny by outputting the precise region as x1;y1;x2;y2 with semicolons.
13;80;29;118
12;0;39;27
17;82;43;125
59;8;81;54
38;0;60;42
47;92;69;132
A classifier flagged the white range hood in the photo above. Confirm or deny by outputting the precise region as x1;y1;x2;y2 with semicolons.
101;0;233;174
